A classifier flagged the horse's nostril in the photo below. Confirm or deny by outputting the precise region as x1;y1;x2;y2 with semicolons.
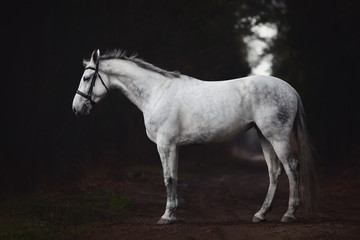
73;107;77;114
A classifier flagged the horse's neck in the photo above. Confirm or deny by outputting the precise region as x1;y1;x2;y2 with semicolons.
103;59;167;112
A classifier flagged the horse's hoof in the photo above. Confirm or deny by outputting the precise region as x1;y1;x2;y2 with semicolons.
281;215;296;223
252;215;266;222
157;217;175;225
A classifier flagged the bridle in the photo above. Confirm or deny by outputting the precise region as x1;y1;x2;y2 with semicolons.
76;60;109;106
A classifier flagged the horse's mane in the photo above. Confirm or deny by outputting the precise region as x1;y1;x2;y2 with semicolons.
85;49;181;78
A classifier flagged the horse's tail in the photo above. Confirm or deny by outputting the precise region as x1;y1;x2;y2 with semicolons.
294;94;317;212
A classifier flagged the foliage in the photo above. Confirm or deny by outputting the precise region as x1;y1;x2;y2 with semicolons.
269;0;359;164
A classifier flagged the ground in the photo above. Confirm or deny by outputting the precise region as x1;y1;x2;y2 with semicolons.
1;146;360;240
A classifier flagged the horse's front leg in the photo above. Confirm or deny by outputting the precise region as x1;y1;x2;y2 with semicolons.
156;140;179;225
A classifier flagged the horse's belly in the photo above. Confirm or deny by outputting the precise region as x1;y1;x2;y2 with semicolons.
178;112;253;144
176;86;253;144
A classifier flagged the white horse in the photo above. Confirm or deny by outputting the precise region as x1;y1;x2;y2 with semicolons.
72;49;316;224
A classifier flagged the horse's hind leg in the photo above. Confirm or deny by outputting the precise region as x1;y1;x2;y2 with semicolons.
270;139;300;222
253;130;283;222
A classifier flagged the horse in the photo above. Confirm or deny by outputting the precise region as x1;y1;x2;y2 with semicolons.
72;49;316;224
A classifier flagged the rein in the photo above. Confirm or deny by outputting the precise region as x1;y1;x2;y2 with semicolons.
76;61;109;105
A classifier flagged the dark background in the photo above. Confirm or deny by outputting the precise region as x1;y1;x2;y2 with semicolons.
2;0;359;195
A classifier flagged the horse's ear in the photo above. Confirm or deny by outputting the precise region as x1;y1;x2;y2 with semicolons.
90;49;100;64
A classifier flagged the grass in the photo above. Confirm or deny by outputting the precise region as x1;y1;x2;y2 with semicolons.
0;190;132;240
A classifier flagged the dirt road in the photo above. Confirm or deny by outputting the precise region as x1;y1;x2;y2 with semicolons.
73;151;360;240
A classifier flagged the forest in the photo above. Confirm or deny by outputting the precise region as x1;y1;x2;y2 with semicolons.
4;0;358;191
2;0;359;239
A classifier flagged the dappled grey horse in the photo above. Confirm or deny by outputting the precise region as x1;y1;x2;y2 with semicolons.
72;49;316;224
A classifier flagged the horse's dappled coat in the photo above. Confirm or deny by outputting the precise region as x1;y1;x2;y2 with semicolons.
73;49;316;224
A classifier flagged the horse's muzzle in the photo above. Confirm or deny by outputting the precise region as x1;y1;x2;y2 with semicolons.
73;102;92;116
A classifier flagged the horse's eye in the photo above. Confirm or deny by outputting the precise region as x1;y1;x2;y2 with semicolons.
83;76;91;81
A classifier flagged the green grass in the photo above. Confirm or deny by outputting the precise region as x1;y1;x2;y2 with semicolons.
0;190;132;240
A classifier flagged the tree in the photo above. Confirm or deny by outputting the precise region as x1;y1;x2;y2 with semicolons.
270;0;359;167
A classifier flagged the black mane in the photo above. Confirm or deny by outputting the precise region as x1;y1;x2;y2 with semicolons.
99;49;181;78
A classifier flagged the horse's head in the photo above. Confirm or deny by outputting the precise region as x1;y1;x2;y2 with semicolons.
72;49;110;116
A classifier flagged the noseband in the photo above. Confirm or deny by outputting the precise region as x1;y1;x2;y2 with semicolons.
76;61;109;105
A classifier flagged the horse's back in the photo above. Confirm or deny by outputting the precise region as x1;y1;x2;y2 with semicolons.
173;76;296;143
169;79;249;143
146;75;299;144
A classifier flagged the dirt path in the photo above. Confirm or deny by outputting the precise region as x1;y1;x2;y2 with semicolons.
74;157;360;240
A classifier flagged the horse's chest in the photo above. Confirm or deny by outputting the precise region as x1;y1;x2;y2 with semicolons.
143;110;173;143
145;127;157;143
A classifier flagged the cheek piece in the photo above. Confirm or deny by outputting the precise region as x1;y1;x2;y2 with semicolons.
76;61;109;106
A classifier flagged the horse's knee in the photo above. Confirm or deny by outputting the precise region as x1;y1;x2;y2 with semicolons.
164;176;177;186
